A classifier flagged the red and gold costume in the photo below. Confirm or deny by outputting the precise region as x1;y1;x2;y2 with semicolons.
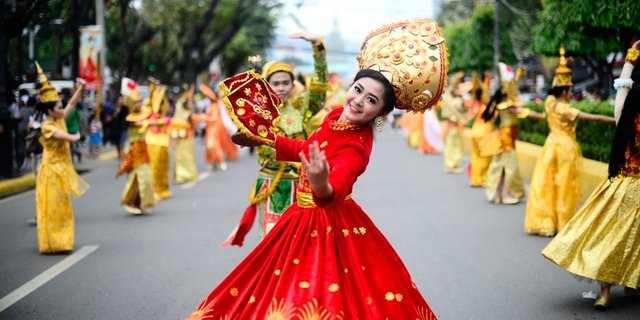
187;18;446;320
187;109;437;319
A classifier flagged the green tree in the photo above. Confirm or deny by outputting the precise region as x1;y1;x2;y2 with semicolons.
531;0;640;91
443;4;517;73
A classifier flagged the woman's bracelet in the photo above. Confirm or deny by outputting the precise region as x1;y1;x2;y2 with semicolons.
613;78;634;90
625;48;639;63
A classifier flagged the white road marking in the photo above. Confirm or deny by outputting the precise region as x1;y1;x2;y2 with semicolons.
0;245;99;313
180;171;211;190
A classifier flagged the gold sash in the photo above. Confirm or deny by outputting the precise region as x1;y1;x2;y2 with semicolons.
296;191;352;208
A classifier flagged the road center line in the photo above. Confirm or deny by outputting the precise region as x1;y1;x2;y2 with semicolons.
0;245;99;313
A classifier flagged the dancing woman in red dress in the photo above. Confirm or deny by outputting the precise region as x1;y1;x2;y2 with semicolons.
186;19;447;319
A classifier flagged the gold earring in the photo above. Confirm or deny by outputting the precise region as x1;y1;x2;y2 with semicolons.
375;116;384;132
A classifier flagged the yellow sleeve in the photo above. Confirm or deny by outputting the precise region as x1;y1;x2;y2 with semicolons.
41;120;59;139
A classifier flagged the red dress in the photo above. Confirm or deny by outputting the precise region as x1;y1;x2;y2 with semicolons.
187;108;437;319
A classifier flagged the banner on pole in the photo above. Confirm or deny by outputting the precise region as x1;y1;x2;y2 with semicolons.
79;25;102;91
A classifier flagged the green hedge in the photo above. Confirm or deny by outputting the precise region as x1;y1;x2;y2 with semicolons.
519;100;616;163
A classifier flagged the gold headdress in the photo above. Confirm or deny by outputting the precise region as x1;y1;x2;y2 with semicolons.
552;46;573;87
35;61;60;103
121;77;143;108
356;19;449;113
498;62;525;102
263;61;294;80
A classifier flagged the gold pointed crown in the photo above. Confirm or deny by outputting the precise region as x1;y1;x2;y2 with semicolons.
35;61;60;103
356;19;448;113
552;46;573;87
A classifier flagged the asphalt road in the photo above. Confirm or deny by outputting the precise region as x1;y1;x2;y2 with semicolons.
1;130;638;320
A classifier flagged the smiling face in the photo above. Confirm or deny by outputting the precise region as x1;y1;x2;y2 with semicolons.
339;77;387;124
268;71;294;102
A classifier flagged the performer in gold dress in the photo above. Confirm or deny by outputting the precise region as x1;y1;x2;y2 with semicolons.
34;63;89;253
223;32;328;246
117;80;156;214
145;79;173;200
542;41;640;309
170;87;199;184
481;63;543;204
524;48;614;236
440;72;467;173
468;73;493;187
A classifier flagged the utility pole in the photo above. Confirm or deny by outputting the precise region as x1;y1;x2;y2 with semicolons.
0;1;15;178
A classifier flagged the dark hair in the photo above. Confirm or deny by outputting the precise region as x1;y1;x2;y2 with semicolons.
36;101;57;114
353;69;396;115
481;88;505;122
608;67;640;178
547;85;571;98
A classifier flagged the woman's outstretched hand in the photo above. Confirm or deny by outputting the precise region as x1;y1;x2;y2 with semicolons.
299;141;333;199
289;32;318;43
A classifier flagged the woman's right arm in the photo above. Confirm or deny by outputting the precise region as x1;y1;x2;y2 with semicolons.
577;111;615;123
614;40;640;124
52;130;81;142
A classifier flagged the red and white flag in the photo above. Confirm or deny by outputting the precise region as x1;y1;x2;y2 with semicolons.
121;77;138;96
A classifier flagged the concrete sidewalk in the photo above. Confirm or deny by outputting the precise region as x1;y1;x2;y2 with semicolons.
0;146;119;199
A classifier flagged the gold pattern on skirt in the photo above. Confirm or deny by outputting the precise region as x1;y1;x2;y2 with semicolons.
542;176;640;288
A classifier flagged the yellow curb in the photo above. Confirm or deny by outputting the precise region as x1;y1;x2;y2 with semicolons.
0;173;36;198
98;150;118;161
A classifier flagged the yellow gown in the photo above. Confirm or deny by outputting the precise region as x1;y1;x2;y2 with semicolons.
170;103;198;184
542;115;640;288
36;118;89;253
524;96;581;235
146;120;172;200
441;92;465;172
469;102;493;186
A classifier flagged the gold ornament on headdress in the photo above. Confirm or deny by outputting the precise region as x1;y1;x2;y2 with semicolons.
35;61;60;103
356;19;449;113
552;46;573;87
498;62;525;103
263;61;294;80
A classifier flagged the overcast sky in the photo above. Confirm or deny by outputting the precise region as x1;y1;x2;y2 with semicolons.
275;0;438;48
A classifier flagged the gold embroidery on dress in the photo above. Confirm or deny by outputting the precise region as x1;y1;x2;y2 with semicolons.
328;120;364;131
229;288;239;297
298;281;311;288
266;298;296;320
328;283;339;292
274;269;281;276
385;292;395;301
310;230;318;238
186;298;217;320
342;229;349;237
293;258;300;264
416;305;437;320
296;298;332;320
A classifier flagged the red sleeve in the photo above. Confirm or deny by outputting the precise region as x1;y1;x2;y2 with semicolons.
275;136;305;162
313;133;372;207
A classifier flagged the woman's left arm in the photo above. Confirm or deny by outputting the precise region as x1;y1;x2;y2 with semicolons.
63;78;86;119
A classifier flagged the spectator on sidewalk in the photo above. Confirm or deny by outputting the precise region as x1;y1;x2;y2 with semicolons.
62;88;85;164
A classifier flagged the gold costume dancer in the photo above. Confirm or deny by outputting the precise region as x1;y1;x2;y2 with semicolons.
440;72;467;173
468;73;493;186
170;88;199;184
481;63;543;204
145;80;173;200
34;63;89;253
525;48;614;236
542;41;640;309
117;80;156;214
